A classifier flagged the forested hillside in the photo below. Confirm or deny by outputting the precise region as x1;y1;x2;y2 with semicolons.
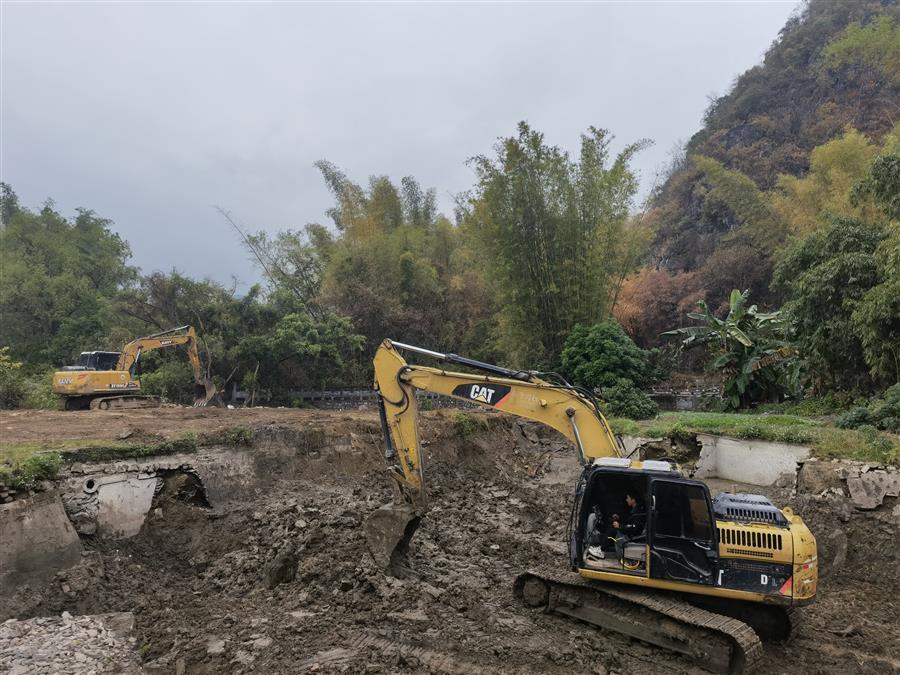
639;0;899;307
616;0;899;401
1;0;898;423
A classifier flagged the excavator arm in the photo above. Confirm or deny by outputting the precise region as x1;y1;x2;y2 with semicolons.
117;326;216;406
367;338;621;569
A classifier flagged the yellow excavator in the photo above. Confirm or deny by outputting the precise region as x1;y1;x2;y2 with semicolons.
367;339;817;674
52;325;217;410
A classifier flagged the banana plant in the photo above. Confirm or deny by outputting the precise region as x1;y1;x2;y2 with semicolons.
664;290;802;410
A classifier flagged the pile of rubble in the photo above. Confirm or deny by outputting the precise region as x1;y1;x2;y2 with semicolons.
0;612;139;675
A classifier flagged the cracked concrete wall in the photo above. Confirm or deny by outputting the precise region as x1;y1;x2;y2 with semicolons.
693;434;810;486
0;492;83;595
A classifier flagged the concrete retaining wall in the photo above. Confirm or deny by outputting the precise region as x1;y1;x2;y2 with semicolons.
693;434;810;486
0;491;83;594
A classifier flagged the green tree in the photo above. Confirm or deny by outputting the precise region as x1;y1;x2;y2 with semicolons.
466;122;649;364
772;126;899;235
302;164;498;363
773;218;886;390
823;14;900;83
232;311;364;396
850;154;900;383
0;185;136;367
664;290;800;409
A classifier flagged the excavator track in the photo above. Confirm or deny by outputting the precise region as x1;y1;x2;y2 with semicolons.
514;570;763;674
89;395;162;410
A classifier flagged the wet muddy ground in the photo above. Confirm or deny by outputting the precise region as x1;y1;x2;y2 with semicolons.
2;409;898;673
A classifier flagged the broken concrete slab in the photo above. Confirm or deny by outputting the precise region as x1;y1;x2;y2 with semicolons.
62;473;159;539
847;471;900;510
619;436;664;458
797;460;846;495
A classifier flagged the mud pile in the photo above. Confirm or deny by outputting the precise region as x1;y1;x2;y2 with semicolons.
2;410;899;674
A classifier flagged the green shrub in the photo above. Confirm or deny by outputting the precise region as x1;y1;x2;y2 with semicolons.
0;351;56;410
835;387;900;432
22;372;59;409
454;412;488;440
836;406;871;429
560;321;662;390
883;384;900;405
0;347;27;409
601;380;658;420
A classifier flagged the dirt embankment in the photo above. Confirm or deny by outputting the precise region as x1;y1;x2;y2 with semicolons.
2;408;899;674
0;407;377;448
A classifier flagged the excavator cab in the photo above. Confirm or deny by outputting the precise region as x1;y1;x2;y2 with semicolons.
574;461;726;585
61;351;122;372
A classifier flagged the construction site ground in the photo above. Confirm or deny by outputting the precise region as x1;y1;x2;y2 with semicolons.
1;407;898;674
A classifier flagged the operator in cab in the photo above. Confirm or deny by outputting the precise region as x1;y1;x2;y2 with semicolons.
612;492;646;537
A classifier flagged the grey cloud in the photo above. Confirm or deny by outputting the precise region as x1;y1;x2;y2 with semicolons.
2;1;800;289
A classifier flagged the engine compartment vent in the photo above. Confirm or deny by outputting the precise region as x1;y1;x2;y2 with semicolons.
712;492;789;527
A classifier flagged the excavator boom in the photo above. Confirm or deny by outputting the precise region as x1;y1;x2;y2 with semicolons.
116;325;216;406
368;338;620;567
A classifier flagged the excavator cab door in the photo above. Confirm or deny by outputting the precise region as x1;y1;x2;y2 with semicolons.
649;478;718;585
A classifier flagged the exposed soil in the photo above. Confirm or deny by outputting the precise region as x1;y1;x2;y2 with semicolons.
0;407;374;447
2;408;899;674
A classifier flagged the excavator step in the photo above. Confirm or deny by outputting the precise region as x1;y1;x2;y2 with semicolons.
514;570;763;674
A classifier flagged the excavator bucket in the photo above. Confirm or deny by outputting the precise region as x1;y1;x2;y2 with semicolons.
364;503;421;574
193;380;218;407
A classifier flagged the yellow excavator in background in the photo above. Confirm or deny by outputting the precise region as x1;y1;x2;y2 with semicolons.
52;325;217;410
367;339;818;674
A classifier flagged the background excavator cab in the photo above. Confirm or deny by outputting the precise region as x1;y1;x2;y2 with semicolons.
61;351;122;372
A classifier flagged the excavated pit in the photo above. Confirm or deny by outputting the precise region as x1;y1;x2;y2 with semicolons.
1;409;898;674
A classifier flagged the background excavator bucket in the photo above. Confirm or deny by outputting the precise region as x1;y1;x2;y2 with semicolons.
193;380;218;407
364;503;421;574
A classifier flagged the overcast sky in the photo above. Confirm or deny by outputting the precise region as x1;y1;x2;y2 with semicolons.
2;1;800;290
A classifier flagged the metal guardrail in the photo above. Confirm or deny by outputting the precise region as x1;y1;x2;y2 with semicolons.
288;389;472;410
285;387;723;411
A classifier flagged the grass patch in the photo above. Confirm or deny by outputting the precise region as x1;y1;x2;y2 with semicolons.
64;437;199;463
614;411;898;465
0;438;132;464
0;452;63;491
199;426;254;447
608;417;641;437
454;412;489;440
0;425;256;477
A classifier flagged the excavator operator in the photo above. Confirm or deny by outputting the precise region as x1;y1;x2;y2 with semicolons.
612;492;646;537
586;491;646;561
610;491;647;559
